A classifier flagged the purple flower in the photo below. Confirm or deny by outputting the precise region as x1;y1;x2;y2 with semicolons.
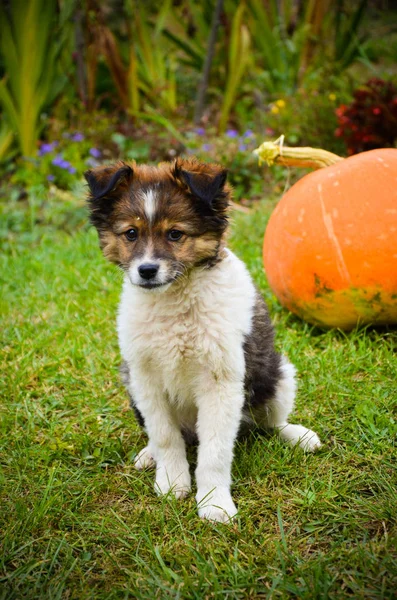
39;141;58;156
195;127;205;136
89;147;101;158
52;154;74;171
47;174;55;181
238;143;247;152
201;143;212;152
67;166;77;174
226;129;238;138
71;132;84;142
243;129;254;138
52;154;65;167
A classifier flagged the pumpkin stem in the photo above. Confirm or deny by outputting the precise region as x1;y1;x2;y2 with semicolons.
253;136;344;169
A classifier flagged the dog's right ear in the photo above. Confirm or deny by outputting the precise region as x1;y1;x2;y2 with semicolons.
85;163;133;229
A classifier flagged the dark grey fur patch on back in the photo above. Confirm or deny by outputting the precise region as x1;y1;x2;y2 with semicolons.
243;292;282;412
120;360;145;428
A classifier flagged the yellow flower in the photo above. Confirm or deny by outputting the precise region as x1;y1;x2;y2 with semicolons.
271;105;279;114
275;99;286;108
328;93;336;101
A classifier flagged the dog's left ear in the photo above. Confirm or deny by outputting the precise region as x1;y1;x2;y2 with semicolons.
172;159;230;213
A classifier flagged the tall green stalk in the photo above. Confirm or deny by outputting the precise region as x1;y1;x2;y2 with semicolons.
218;3;251;133
0;0;66;157
0;117;14;162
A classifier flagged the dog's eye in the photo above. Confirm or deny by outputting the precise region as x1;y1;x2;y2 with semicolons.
167;230;184;242
124;228;138;241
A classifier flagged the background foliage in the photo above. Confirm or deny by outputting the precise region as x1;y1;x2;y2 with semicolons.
0;0;396;198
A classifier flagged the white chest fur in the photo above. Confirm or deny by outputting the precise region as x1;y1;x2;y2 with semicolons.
117;249;256;404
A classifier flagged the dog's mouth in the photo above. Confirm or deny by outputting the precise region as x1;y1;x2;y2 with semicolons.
127;268;185;291
135;275;180;290
138;281;168;290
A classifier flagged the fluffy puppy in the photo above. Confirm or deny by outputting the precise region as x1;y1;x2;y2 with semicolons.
86;158;321;523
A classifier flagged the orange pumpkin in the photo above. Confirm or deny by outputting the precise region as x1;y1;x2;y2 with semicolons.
262;148;397;329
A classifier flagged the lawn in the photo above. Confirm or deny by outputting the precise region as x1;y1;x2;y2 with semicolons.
1;191;396;599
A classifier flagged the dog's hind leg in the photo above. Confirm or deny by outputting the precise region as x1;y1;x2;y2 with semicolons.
264;356;322;452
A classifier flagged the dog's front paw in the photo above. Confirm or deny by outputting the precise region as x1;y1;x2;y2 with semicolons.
134;445;156;470
196;487;237;523
155;461;191;499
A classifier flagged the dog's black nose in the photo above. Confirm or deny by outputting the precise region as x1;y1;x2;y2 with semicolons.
138;263;159;280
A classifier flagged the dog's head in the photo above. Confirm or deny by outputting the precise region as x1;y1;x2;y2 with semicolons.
85;158;231;290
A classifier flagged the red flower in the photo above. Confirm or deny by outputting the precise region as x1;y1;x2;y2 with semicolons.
334;78;397;154
335;105;347;117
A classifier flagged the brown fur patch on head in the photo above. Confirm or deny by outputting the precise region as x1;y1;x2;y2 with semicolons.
100;231;120;262
85;158;232;272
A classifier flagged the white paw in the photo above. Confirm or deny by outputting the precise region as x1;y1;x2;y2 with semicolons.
134;446;155;470
155;462;191;499
278;424;322;452
196;487;237;523
299;429;322;452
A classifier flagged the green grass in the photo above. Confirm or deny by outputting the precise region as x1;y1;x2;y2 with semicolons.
1;190;396;599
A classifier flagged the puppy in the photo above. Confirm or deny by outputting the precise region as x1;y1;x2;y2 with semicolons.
85;158;321;523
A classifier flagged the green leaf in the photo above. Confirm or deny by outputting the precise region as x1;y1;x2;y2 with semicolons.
0;0;66;156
